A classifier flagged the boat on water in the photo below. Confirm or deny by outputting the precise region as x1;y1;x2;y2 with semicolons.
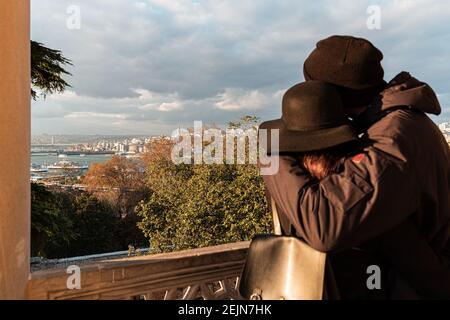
30;164;48;173
30;174;46;182
58;154;68;158
47;160;89;170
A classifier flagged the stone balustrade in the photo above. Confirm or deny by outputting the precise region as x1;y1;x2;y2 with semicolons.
27;242;249;300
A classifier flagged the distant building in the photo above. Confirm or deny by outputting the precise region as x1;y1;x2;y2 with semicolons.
118;143;129;152
439;122;450;132
129;144;139;154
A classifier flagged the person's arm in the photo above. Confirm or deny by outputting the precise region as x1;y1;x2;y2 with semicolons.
262;148;419;253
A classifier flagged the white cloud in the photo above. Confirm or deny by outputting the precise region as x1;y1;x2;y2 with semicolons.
158;101;183;112
215;89;282;111
31;0;450;134
134;2;147;10
64;112;128;120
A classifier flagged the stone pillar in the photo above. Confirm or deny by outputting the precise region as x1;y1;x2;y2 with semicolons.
0;0;30;299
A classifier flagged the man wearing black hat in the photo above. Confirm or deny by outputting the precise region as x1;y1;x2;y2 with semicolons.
261;35;450;299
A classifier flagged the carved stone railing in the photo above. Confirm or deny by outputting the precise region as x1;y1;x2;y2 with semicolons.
27;242;249;300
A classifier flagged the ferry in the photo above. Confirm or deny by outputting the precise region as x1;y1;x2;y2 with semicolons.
47;160;89;170
30;164;48;173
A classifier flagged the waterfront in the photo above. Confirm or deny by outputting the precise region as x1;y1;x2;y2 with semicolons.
31;153;113;167
31;154;113;180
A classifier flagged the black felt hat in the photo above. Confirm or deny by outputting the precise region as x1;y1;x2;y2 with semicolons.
259;81;357;153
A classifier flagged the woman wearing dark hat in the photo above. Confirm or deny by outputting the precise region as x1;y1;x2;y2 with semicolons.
257;81;365;300
260;80;359;180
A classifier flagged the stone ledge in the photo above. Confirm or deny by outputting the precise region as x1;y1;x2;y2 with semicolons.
27;241;250;300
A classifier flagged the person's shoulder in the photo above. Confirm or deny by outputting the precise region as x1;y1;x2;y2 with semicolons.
335;142;410;188
370;108;443;151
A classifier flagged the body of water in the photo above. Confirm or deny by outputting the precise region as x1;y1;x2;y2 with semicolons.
31;154;113;180
31;154;113;167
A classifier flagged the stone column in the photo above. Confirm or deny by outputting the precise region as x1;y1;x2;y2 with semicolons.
0;0;30;299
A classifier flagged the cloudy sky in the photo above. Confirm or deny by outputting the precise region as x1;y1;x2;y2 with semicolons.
31;0;450;135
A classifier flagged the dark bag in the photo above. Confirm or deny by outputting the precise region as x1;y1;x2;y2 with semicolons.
239;198;327;300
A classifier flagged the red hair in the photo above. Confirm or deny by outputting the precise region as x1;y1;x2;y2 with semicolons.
300;142;356;179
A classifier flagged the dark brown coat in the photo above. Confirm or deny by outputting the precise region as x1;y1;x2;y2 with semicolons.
262;72;450;299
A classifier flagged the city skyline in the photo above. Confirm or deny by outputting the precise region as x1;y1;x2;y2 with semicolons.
31;0;450;135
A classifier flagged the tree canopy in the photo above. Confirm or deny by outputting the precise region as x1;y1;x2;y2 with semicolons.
137;117;271;253
83;156;148;216
31;40;72;100
31;184;147;258
31;183;75;257
31;116;272;257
